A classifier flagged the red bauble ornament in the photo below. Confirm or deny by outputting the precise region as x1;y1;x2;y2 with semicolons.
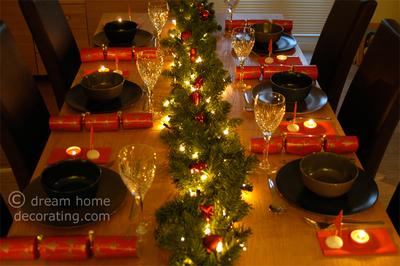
200;10;210;21
203;235;223;253
195;113;205;124
190;91;202;106
190;48;197;56
200;204;214;220
189;161;207;174
193;76;204;89
181;31;192;42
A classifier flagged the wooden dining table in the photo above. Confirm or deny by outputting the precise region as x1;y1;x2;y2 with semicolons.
5;13;399;266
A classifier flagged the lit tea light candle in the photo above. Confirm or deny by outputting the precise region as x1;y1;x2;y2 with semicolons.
276;55;287;61
303;119;317;129
98;65;109;72
117;17;122;23
351;229;370;244
66;146;81;157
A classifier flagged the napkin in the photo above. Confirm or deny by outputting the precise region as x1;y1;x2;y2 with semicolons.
225;19;293;32
49;115;82;131
317;228;398;256
47;147;112;165
0;237;38;260
324;136;359;154
285;136;323;155
84;113;120;131
80;47;132;62
258;56;303;66
121;112;153;129
279;121;337;136
39;236;89;260
250;136;283;154
92;236;137;258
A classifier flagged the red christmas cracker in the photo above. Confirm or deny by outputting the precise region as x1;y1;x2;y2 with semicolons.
80;48;105;62
106;47;132;61
293;65;318;80
39;236;89;260
49;115;82;131
121;112;153;129
225;19;246;31
235;66;261;80
285;136;323;155
259;56;302;66
250;136;283;154
0;237;38;260
262;65;292;79
84;113;120;131
271;19;293;32
262;65;318;80
324;136;358;154
91;236;137;258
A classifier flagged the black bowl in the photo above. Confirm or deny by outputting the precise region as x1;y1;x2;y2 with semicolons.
103;20;138;44
270;71;313;102
252;22;284;45
81;72;124;101
40;159;102;203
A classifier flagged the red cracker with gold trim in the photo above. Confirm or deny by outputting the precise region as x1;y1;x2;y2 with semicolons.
250;136;283;154
91;236;137;258
0;237;38;260
121;112;153;129
49;115;82;131
324;136;359;154
39;236;89;260
285;136;323;155
84;113;120;131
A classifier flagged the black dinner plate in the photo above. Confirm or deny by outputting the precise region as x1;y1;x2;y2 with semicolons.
92;29;153;47
253;33;297;54
66;80;143;113
22;167;128;227
276;159;379;215
252;82;328;114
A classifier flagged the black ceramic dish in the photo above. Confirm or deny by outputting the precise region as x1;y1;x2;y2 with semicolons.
252;22;284;44
81;72;124;101
253;33;297;54
23;167;127;227
103;20;138;44
270;71;313;102
252;82;327;114
93;29;153;47
40;159;102;203
276;159;378;215
66;80;142;113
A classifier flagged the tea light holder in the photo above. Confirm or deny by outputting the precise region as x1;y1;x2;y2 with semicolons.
350;229;370;244
303;119;317;129
276;55;287;61
98;65;109;72
65;146;81;157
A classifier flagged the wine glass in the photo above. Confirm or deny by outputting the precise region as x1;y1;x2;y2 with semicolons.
254;91;286;172
231;26;255;90
224;0;239;21
136;49;164;117
118;144;157;236
148;0;169;47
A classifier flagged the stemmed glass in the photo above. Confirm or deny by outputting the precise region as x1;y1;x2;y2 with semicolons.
231;26;255;90
148;0;169;47
224;0;239;21
254;91;286;172
118;144;157;236
136;49;164;117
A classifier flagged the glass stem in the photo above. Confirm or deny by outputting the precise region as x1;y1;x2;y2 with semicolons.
148;90;154;113
263;133;272;171
139;196;144;225
239;60;245;85
228;7;233;21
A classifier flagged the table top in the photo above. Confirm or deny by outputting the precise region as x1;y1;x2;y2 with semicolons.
6;13;399;266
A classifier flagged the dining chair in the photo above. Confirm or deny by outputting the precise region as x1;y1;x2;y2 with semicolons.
386;183;399;236
337;19;400;179
19;0;81;110
0;194;13;237
310;0;377;112
0;21;50;191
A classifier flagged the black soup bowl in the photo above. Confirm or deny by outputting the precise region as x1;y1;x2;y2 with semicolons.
252;22;284;45
270;71;313;102
81;71;124;101
104;20;138;44
40;159;102;203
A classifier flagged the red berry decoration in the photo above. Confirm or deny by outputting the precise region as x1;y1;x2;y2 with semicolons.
190;55;196;63
194;76;204;89
200;10;210;21
189;161;207;174
200;204;214;220
190;91;202;106
180;31;192;42
203;235;223;253
190;48;197;56
196;2;205;11
195;113;205;124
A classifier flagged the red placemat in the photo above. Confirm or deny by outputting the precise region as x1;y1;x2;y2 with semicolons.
279;121;337;136
317;228;398;256
47;147;112;165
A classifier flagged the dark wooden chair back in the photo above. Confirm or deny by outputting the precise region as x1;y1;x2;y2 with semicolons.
338;19;400;178
0;194;13;237
311;0;377;112
0;21;50;190
386;183;400;236
18;0;81;109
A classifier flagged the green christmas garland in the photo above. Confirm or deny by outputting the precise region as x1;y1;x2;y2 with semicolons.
156;1;256;265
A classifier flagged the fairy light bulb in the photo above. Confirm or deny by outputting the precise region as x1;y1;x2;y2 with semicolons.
216;241;223;253
189;189;197;197
200;173;208;181
163;100;170;107
172;19;177;26
163;116;171;122
195;57;203;63
192;152;199;159
181;236;185;242
179;144;185;152
190;73;196;80
204;223;211;235
170;33;176;38
206;97;211;103
223;128;229;135
184;80;190;86
222;209;226;217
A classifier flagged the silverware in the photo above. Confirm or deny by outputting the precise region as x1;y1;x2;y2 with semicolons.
304;217;384;230
267;176;286;214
